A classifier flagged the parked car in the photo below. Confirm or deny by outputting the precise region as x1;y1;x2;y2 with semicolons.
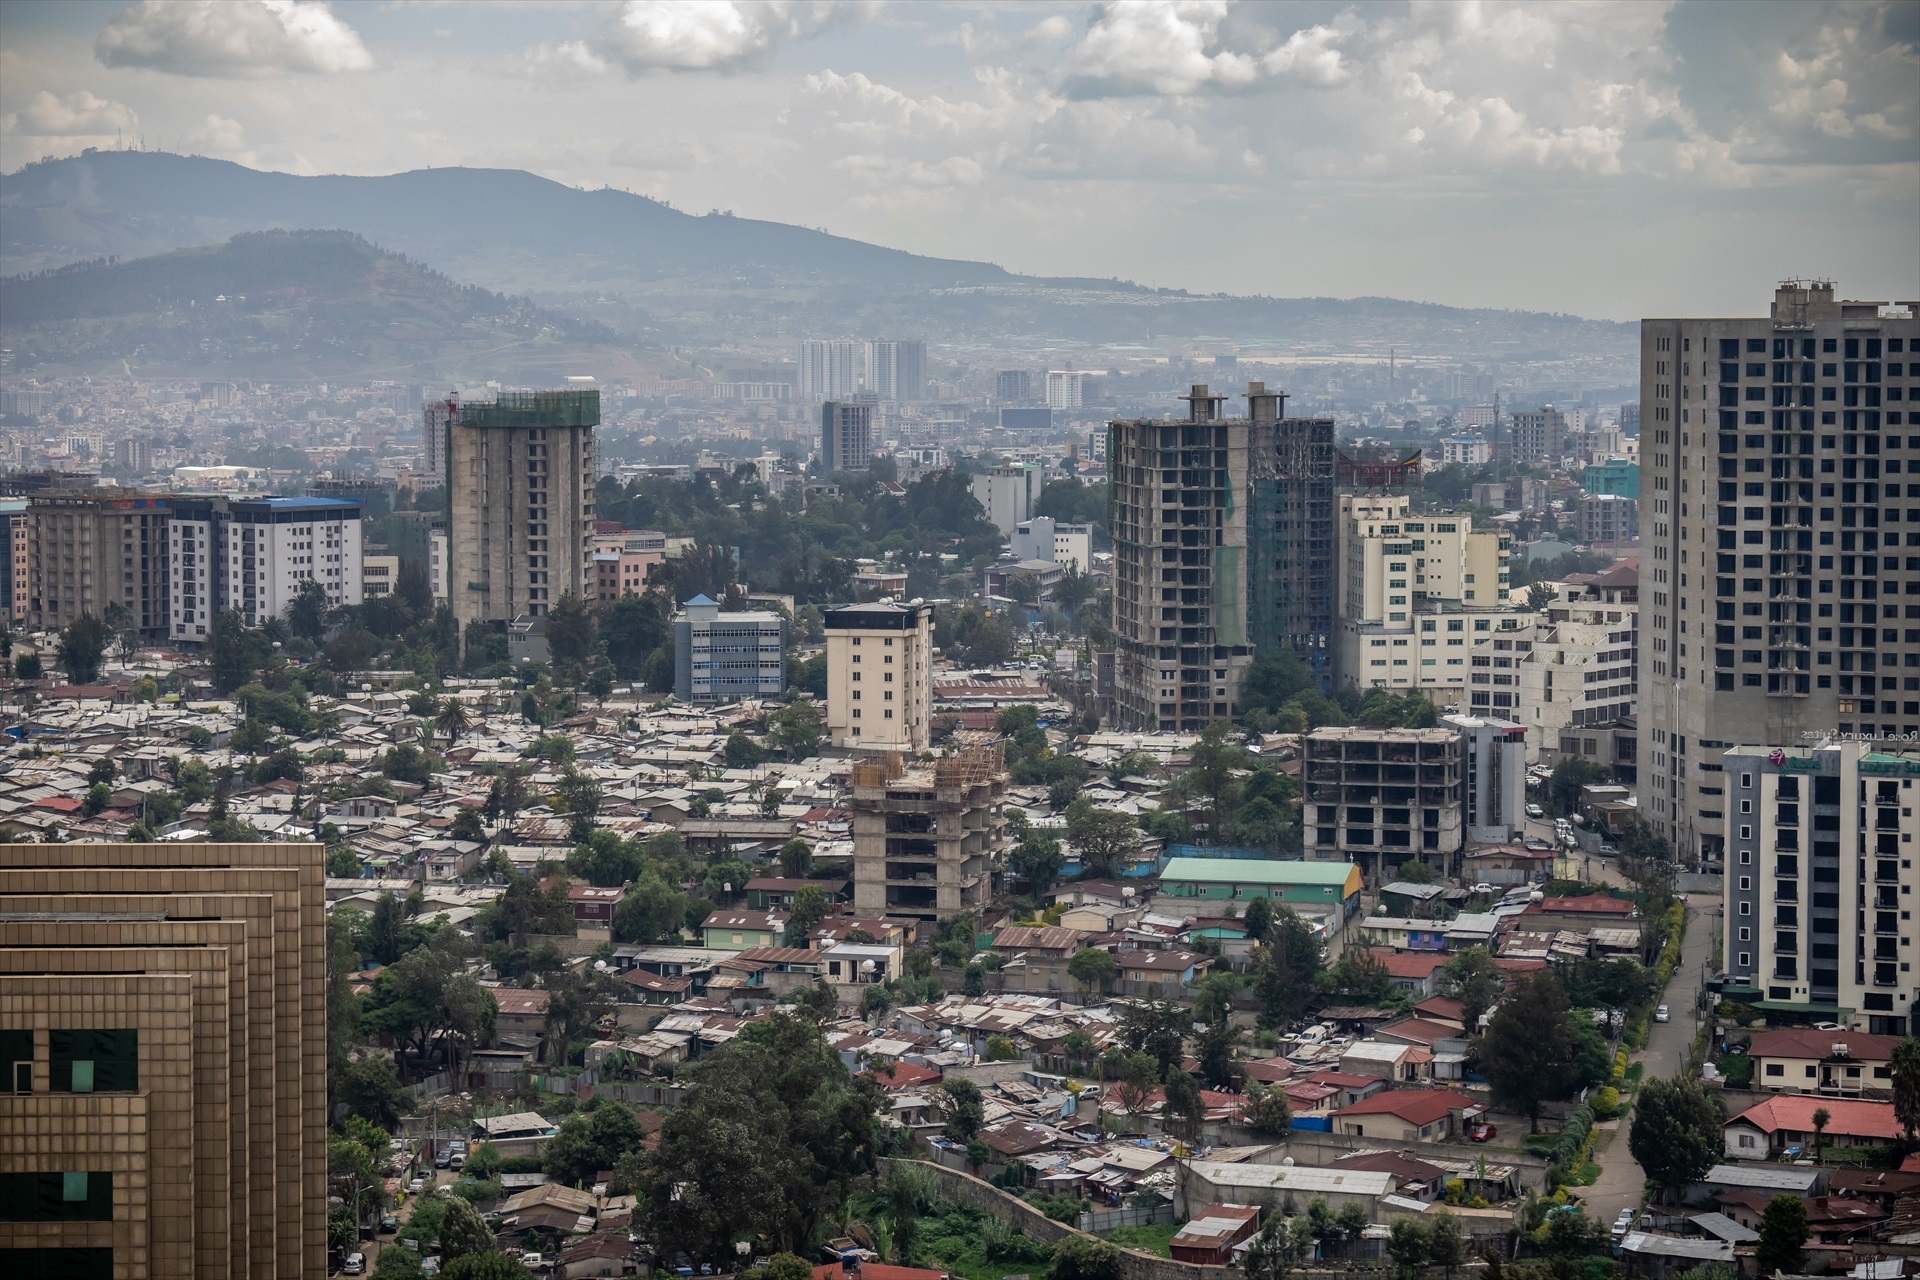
520;1255;546;1273
407;1178;425;1195
1654;1005;1670;1023
343;1254;366;1276
1468;1121;1496;1142
1525;804;1544;819
1470;883;1496;895
434;1147;452;1169
378;1216;398;1235
1612;1209;1635;1239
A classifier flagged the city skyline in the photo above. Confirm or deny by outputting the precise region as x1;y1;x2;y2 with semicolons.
0;0;1913;321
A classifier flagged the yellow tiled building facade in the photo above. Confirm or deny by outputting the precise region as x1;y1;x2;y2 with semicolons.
0;843;325;1279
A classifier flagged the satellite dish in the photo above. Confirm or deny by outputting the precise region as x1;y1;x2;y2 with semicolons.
594;960;609;972
860;959;877;974
1282;1156;1295;1167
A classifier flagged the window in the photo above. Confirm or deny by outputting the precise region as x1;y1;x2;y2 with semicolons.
0;1171;113;1222
49;1030;136;1094
3;1030;29;1094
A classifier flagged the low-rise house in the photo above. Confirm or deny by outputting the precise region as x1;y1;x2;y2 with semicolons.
1745;1028;1902;1097
570;884;626;936
743;876;851;911
1689;1163;1827;1202
1356;950;1449;996
1723;1095;1901;1159
491;987;552;1045
701;908;787;949
1169;1204;1263;1265
1179;1160;1393;1218
1117;948;1212;989
1328;1151;1448;1201
1333;1088;1475;1142
1618;1233;1734;1280
1354;917;1449;952
1338;1039;1433;1085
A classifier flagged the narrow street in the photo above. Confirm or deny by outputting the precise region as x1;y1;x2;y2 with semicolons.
1579;893;1719;1223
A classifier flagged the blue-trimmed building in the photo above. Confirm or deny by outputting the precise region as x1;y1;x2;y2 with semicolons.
168;495;363;641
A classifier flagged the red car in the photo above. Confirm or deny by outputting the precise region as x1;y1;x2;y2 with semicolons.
1468;1122;1497;1143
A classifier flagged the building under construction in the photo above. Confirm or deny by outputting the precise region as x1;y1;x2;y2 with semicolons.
1106;383;1335;732
850;741;1007;922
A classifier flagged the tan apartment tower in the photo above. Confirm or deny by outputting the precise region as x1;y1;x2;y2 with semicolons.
26;491;172;640
850;741;1007;921
1639;281;1918;868
825;600;934;752
440;389;597;633
0;840;326;1278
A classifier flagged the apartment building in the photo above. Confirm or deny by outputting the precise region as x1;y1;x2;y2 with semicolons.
850;742;1007;921
443;389;597;630
1;498;26;623
1445;712;1529;844
165;495;364;642
1107;383;1336;731
971;464;1041;536
1011;516;1092;575
1046;371;1085;410
1303;726;1467;883
1473;561;1639;769
825;599;934;752
0;839;327;1278
360;554;398;600
1336;493;1525;699
1721;743;1920;1035
820;401;873;474
1577;494;1639;545
866;340;925;402
26;491;171;640
673;594;785;704
996;370;1035;403
1510;406;1567;466
1640;281;1919;866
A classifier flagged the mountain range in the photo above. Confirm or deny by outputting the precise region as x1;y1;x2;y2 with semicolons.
1;151;1635;364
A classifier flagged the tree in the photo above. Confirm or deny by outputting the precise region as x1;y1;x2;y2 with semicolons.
1480;971;1581;1131
438;1195;494;1259
1118;998;1189;1073
1242;894;1273;942
1386;1217;1429;1279
1893;1036;1920;1145
434;697;473;748
450;807;486;842
1249;906;1323;1028
374;1246;426;1279
1047;1234;1122;1280
1111;1050;1161;1119
1241;1216;1294;1280
546;592;596;666
787;884;830;941
615;873;689;944
1547;758;1610;816
779;838;813;878
56;613;109;684
1239;1080;1292;1135
569;829;642;888
1755;1194;1810;1275
1812;1106;1831;1165
14;651;42;680
768;701;823;759
1068;947;1116;999
334;1053;410;1133
1163;1068;1204;1142
544;1100;646;1184
940;1077;986;1142
1437;946;1502;1032
442;1255;532;1280
1426;1210;1466;1280
555;767;603;828
1065;797;1141;877
1321;949;1397;1005
1628;1075;1725;1199
1011;832;1066;893
287;578;332;642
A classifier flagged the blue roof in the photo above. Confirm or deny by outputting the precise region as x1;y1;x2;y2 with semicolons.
685;594;718;606
253;495;361;510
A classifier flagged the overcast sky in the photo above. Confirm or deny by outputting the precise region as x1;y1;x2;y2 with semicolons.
2;0;1915;320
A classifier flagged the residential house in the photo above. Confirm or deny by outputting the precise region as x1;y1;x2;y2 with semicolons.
1328;1152;1448;1202
1338;1040;1433;1086
1618;1234;1735;1280
1117;949;1213;991
1333;1089;1474;1142
1745;1029;1902;1097
702;909;787;950
491;988;552;1046
1356;950;1449;997
743;877;851;911
1354;918;1450;952
1169;1204;1263;1265
1723;1095;1901;1159
570;884;627;937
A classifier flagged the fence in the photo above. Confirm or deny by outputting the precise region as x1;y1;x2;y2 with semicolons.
1077;1203;1176;1233
405;1071;455;1101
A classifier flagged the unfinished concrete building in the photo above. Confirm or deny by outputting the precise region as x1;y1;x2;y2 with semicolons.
851;742;1007;922
1302;726;1465;884
1107;383;1335;731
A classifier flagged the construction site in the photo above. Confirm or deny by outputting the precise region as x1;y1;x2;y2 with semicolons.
850;740;1008;922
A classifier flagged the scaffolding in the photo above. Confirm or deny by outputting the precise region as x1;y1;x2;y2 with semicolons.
457;389;600;430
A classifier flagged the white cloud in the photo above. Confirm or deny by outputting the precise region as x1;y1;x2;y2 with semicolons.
94;0;373;78
0;90;138;138
526;40;610;76
1062;0;1256;98
189;113;249;155
599;0;879;75
1260;23;1348;86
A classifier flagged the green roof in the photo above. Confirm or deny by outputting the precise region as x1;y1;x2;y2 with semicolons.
1160;857;1357;887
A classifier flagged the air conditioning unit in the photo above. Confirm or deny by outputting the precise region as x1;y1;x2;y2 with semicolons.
1831;1043;1850;1058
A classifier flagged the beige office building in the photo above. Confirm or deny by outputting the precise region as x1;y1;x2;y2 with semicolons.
1335;494;1525;699
26;492;172;640
442;390;597;629
0;841;326;1278
1640;281;1918;867
825;600;934;752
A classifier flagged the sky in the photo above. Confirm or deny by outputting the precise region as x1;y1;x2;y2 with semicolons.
1;0;1916;320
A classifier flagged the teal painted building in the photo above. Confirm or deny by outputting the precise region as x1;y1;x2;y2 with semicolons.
1158;857;1363;920
1582;460;1640;498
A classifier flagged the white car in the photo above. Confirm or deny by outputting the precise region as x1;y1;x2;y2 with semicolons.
343;1254;366;1276
1611;1210;1635;1238
407;1177;425;1195
1470;883;1496;895
520;1255;546;1273
1526;804;1544;819
1654;1005;1670;1023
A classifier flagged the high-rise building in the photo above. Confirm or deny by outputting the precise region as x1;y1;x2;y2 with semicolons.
866;340;925;402
673;594;786;704
1011;516;1092;575
0;499;25;623
167;496;363;642
1302;726;1466;883
1509;406;1566;466
1045;371;1085;410
970;464;1041;536
443;389;597;630
820;402;873;473
995;370;1034;403
850;742;1006;921
429;529;449;603
1445;712;1529;844
0;839;327;1277
1107;383;1335;731
825;600;933;752
1334;493;1524;699
1720;743;1920;1034
27;491;172;640
1576;493;1638;544
799;340;862;400
1640;281;1919;866
113;438;152;474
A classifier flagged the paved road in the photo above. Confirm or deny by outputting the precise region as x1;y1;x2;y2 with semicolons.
1579;894;1719;1224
